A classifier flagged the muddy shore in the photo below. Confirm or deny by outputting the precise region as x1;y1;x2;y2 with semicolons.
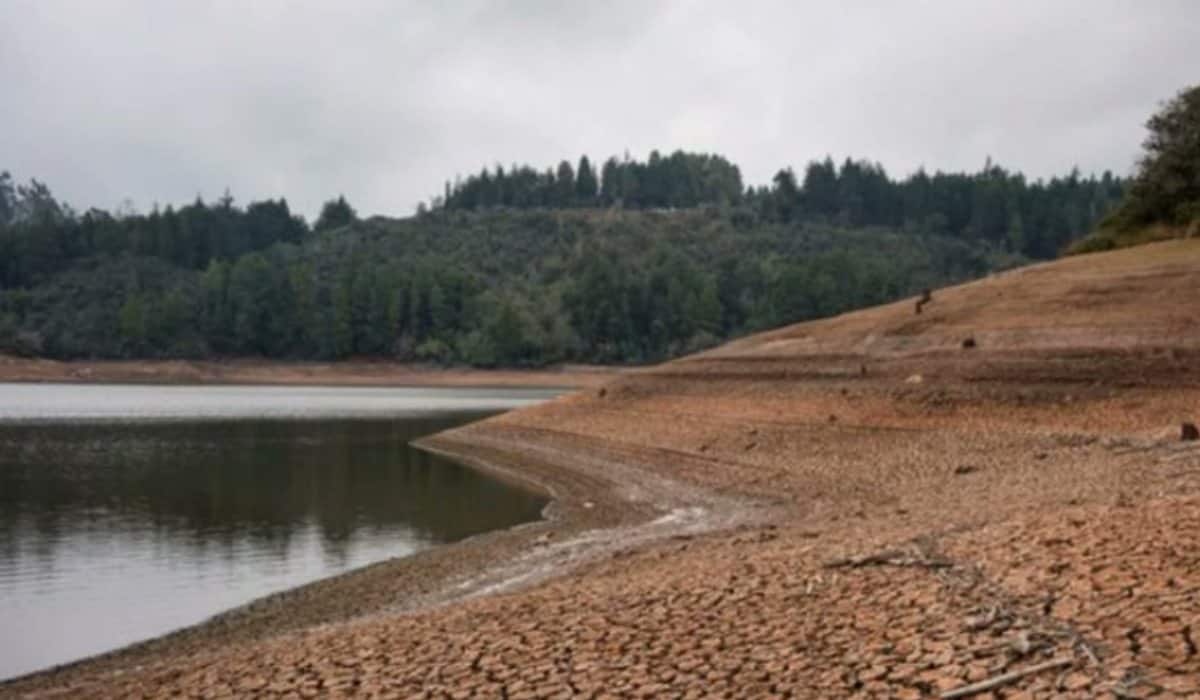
4;240;1200;698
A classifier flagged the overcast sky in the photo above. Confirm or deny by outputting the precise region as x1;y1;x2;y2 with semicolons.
2;1;1197;220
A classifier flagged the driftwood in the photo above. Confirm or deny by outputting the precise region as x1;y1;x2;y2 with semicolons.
824;548;953;570
940;657;1073;699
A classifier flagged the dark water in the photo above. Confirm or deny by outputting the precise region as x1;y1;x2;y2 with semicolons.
0;384;554;681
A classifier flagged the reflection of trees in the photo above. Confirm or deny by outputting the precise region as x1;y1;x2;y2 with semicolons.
0;413;546;568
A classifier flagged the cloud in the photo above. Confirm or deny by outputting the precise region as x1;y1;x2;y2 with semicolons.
1;0;1196;220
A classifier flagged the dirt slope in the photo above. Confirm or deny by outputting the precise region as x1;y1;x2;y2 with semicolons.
7;239;1200;699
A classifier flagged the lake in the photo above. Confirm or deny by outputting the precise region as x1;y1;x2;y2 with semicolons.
0;383;557;681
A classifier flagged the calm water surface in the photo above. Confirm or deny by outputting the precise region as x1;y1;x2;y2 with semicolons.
0;383;556;681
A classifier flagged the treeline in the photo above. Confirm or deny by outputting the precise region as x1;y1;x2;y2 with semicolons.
4;205;1017;363
1;148;1122;365
439;152;1123;260
752;159;1123;259
440;151;745;211
0;175;358;289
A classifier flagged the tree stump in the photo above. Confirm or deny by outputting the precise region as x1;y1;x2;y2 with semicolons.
915;288;933;314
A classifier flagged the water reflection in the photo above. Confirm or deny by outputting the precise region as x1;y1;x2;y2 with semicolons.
0;408;548;680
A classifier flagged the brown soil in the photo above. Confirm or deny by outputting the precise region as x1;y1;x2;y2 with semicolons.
0;358;615;389
5;239;1200;698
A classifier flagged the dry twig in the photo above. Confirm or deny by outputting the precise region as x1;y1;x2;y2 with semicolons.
940;657;1073;699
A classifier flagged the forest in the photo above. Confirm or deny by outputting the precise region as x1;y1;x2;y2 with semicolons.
0;153;1123;366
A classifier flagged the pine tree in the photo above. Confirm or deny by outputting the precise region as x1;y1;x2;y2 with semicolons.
575;156;599;204
315;196;357;232
554;161;575;207
600;157;621;205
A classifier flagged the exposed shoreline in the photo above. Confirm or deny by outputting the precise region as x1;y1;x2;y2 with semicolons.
0;356;618;389
1;392;746;696
4;240;1200;698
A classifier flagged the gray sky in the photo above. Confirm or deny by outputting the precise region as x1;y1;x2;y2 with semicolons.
2;1;1197;221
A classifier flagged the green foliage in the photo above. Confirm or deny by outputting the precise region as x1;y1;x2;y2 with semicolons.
1116;84;1200;228
0;184;307;289
5;255;204;358
0;207;1027;366
575;156;599;203
314;195;357;232
117;294;148;351
442;150;745;210
437;152;1120;261
1066;85;1200;254
1065;223;1187;256
1;148;1123;366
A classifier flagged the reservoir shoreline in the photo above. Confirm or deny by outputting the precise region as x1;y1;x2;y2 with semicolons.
0;388;611;691
0;356;617;390
1;397;726;696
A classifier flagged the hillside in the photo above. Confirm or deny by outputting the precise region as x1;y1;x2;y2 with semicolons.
12;238;1199;698
2;208;1022;364
1;152;1119;366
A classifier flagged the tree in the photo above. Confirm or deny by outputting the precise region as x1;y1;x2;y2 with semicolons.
118;294;148;353
770;168;800;221
288;260;317;353
487;301;529;365
575;156;599;204
331;269;354;357
200;259;232;349
0;171;14;227
227;253;276;354
315;195;357;232
600;157;621;205
554;161;575;206
802;158;839;216
1109;84;1200;229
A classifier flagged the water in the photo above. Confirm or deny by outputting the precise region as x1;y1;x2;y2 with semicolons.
0;383;555;681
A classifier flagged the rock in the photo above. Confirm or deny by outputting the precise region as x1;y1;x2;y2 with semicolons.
1008;631;1033;657
905;374;924;384
1182;422;1199;441
962;337;977;349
